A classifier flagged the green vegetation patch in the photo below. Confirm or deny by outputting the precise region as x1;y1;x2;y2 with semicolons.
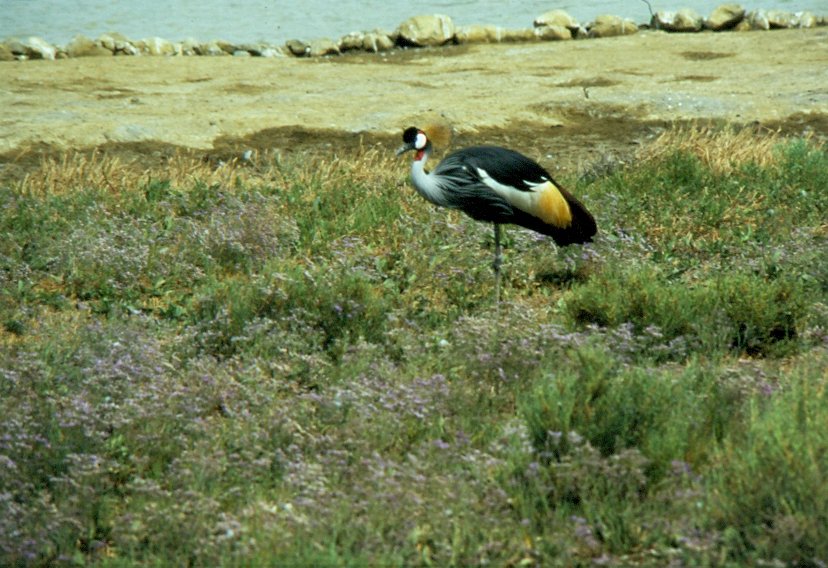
1;130;826;566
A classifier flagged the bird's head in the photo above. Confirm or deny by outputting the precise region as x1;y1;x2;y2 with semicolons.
396;123;452;160
396;126;429;159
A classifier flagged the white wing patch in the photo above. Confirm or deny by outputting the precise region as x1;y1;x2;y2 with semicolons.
477;167;545;216
477;168;572;226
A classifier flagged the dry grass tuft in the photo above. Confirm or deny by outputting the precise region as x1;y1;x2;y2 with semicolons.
15;143;401;196
18;150;249;195
19;151;132;195
636;125;816;174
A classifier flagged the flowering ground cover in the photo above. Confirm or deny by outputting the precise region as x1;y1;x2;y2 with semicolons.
1;126;826;566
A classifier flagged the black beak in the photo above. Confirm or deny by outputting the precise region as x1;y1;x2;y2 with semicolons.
396;142;414;156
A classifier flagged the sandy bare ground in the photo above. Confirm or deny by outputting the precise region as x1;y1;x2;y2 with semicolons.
1;28;826;177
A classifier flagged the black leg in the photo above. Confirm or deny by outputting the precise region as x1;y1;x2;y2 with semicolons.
493;224;502;303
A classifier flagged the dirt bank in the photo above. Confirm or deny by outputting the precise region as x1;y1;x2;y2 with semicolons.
1;28;826;178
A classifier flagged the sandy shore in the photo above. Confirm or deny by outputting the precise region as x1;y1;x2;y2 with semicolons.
1;28;826;176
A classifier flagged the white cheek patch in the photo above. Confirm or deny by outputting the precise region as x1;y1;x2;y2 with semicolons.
415;132;427;150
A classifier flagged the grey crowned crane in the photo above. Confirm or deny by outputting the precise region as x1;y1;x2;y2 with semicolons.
396;125;597;301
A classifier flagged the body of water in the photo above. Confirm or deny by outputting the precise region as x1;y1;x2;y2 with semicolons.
3;0;825;45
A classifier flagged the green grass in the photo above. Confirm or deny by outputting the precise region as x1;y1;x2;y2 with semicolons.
1;130;826;566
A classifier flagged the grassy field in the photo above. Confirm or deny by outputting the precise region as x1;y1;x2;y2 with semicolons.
1;126;827;566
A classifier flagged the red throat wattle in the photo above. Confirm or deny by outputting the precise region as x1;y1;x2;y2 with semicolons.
415;150;425;161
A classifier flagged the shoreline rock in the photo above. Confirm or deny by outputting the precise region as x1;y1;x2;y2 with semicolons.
705;4;746;30
652;9;704;32
1;5;826;61
394;14;457;47
588;15;639;38
534;10;584;38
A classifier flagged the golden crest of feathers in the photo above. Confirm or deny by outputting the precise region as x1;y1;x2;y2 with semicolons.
421;122;453;149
